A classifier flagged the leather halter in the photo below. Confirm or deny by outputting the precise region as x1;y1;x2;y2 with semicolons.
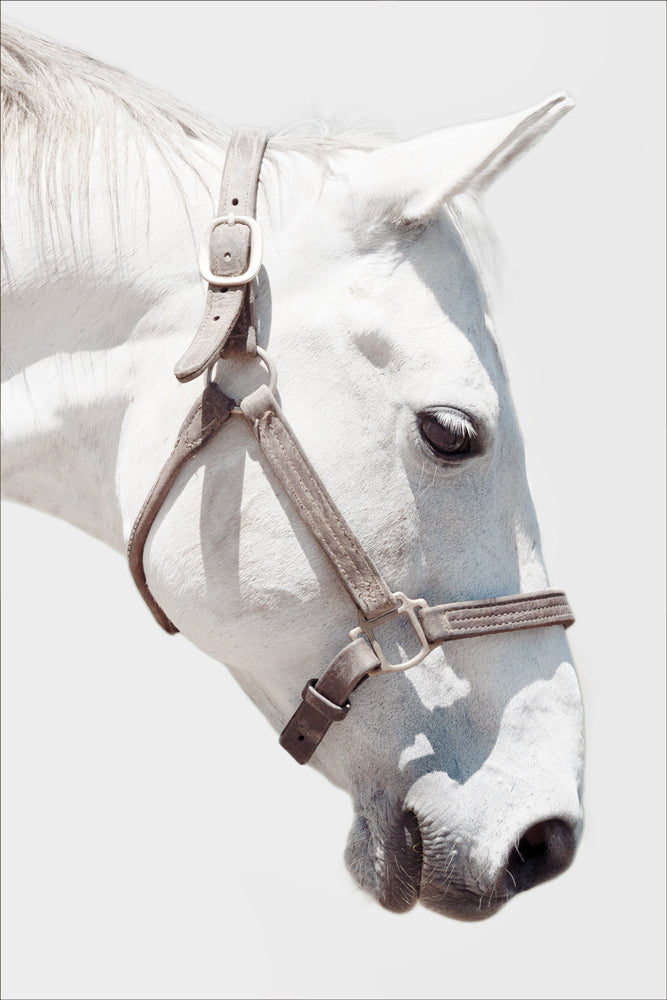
128;128;575;764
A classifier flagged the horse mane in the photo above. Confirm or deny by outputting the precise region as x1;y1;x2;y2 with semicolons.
1;21;388;181
0;20;497;296
1;20;226;166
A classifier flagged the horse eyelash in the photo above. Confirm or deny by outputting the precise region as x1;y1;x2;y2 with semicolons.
428;408;478;439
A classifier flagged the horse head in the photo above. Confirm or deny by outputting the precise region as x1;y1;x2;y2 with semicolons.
1;23;583;920
134;99;584;919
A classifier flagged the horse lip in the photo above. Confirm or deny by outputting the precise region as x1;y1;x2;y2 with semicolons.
386;862;511;922
344;808;423;914
419;881;511;921
374;810;424;914
393;809;424;910
387;813;511;921
345;807;514;920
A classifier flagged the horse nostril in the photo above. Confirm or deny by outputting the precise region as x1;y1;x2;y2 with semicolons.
506;818;577;893
519;820;551;859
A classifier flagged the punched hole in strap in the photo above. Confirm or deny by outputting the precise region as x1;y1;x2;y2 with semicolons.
301;680;351;723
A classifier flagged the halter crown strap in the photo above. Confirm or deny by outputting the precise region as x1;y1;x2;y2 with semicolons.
174;128;269;383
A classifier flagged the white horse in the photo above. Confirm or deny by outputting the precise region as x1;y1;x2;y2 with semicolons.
1;23;584;920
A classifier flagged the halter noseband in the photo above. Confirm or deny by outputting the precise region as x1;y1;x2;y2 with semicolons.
128;128;574;764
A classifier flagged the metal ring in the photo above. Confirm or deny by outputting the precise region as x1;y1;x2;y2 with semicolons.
254;347;277;394
230;347;278;413
349;591;432;673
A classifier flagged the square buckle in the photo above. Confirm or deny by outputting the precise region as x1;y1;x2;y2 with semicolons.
349;591;433;673
198;213;263;287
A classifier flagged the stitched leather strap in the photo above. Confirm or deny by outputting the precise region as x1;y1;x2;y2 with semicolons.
240;384;398;621
128;384;235;632
174;128;269;382
419;590;574;642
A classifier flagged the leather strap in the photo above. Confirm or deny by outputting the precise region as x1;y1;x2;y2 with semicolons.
280;590;574;763
128;383;235;632
240;384;398;621
279;637;381;764
174;128;269;383
419;590;574;642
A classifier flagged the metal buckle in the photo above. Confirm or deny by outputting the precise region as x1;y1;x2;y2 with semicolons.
349;591;433;673
198;213;263;286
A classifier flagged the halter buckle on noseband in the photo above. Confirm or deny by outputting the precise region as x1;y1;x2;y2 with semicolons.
349;592;433;673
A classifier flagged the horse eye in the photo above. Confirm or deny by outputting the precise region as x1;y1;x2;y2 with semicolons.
419;410;476;458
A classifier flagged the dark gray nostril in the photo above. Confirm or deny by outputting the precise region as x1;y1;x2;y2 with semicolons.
506;818;577;894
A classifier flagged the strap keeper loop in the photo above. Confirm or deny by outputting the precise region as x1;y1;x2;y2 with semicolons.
301;680;351;722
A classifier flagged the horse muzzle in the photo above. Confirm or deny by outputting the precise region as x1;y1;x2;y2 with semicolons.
345;797;581;920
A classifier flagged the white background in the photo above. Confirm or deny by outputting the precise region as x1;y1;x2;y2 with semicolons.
1;3;665;999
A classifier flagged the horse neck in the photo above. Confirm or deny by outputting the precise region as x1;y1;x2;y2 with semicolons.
1;135;224;551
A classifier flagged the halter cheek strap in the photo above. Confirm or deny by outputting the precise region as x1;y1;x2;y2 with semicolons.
128;128;575;765
239;385;396;620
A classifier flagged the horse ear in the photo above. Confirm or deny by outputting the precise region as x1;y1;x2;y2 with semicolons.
350;92;574;225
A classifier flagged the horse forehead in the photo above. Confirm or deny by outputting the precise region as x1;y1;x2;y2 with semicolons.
267;155;482;299
264;161;497;387
271;213;487;344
